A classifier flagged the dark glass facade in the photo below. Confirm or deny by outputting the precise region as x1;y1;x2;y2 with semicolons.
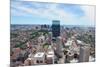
52;20;60;38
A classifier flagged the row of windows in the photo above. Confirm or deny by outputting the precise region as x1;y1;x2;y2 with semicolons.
36;60;43;63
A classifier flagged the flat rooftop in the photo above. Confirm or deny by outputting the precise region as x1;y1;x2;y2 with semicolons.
47;51;54;57
34;52;45;58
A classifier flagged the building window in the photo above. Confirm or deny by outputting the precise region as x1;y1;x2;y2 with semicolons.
40;60;43;63
36;60;39;63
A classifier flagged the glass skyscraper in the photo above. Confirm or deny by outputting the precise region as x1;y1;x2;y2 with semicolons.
52;20;60;38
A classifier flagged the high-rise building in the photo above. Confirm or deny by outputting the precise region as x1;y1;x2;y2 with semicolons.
41;24;49;31
79;45;90;62
52;20;60;38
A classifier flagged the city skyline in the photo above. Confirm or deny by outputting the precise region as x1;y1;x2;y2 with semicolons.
10;1;95;67
11;1;95;27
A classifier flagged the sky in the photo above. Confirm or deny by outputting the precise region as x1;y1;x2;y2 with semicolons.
11;0;95;26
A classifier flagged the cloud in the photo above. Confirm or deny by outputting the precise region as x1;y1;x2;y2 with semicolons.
80;6;95;26
11;1;95;26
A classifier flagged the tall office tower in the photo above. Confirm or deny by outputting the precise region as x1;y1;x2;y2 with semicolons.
79;45;90;62
52;20;60;38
